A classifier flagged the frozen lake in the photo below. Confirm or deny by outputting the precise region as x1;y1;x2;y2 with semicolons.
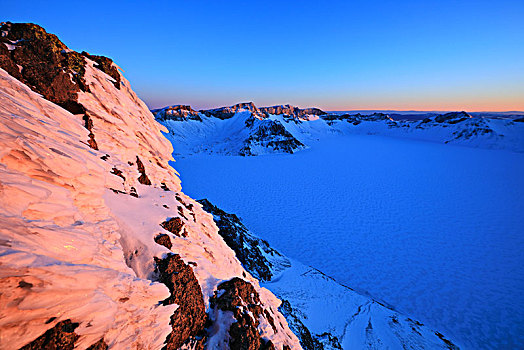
173;135;524;349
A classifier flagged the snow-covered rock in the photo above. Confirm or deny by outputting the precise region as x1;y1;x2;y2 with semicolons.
0;22;300;350
156;106;305;156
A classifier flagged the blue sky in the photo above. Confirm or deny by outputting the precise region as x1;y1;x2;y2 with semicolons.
4;0;524;111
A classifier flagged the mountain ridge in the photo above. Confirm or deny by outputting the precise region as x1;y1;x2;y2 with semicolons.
154;102;524;156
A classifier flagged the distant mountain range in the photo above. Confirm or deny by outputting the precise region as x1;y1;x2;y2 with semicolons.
330;110;524;121
153;103;524;156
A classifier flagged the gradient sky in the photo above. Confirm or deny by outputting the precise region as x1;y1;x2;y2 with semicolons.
4;0;524;111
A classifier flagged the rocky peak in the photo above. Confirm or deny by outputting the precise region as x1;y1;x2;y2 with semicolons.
154;104;202;121
260;105;326;119
0;22;120;114
433;111;473;124
320;112;394;125
201;101;266;120
0;22;87;114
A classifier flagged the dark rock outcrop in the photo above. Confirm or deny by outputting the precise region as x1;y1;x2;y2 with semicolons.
155;254;207;349
0;22;121;155
198;199;288;281
210;277;276;350
136;156;151;185
320;112;394;125
154;233;173;249
240;120;304;156
83;113;99;150
420;111;472;124
153;105;202;121
202;102;266;120
19;320;80;350
161;217;186;237
0;22;87;114
86;338;109;350
201;199;337;349
110;167;125;181
260;104;326;119
19;318;109;350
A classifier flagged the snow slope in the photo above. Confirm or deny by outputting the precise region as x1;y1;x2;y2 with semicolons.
154;104;524;156
0;23;300;350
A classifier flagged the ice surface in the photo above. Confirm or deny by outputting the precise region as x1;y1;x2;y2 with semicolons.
174;135;524;349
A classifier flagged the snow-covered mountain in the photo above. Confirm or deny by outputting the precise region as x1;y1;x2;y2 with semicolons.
154;103;524;156
0;22;300;349
153;103;306;156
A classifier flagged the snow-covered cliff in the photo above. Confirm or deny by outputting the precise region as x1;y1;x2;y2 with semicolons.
0;22;300;349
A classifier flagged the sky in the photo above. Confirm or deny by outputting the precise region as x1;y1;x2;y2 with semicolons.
3;0;524;111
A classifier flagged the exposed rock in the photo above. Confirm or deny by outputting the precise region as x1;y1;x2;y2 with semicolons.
86;338;109;350
198;199;289;281
202;102;266;120
450;118;495;141
240;120;304;156
110;167;125;181
228;311;263;350
129;186;138;198
136;156;151;185
211;277;261;311
365;112;395;122
109;188;126;195
154;254;207;349
201;199;336;349
176;193;194;211
428;111;472;124
0;41;22;80
260;104;326;119
0;22;120;153
210;277;276;350
82;113;98;150
154;233;172;249
177;205;188;219
435;332;460;350
320;112;394;125
0;22;87;114
161;217;186;237
19;320;80;350
153;105;202;121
